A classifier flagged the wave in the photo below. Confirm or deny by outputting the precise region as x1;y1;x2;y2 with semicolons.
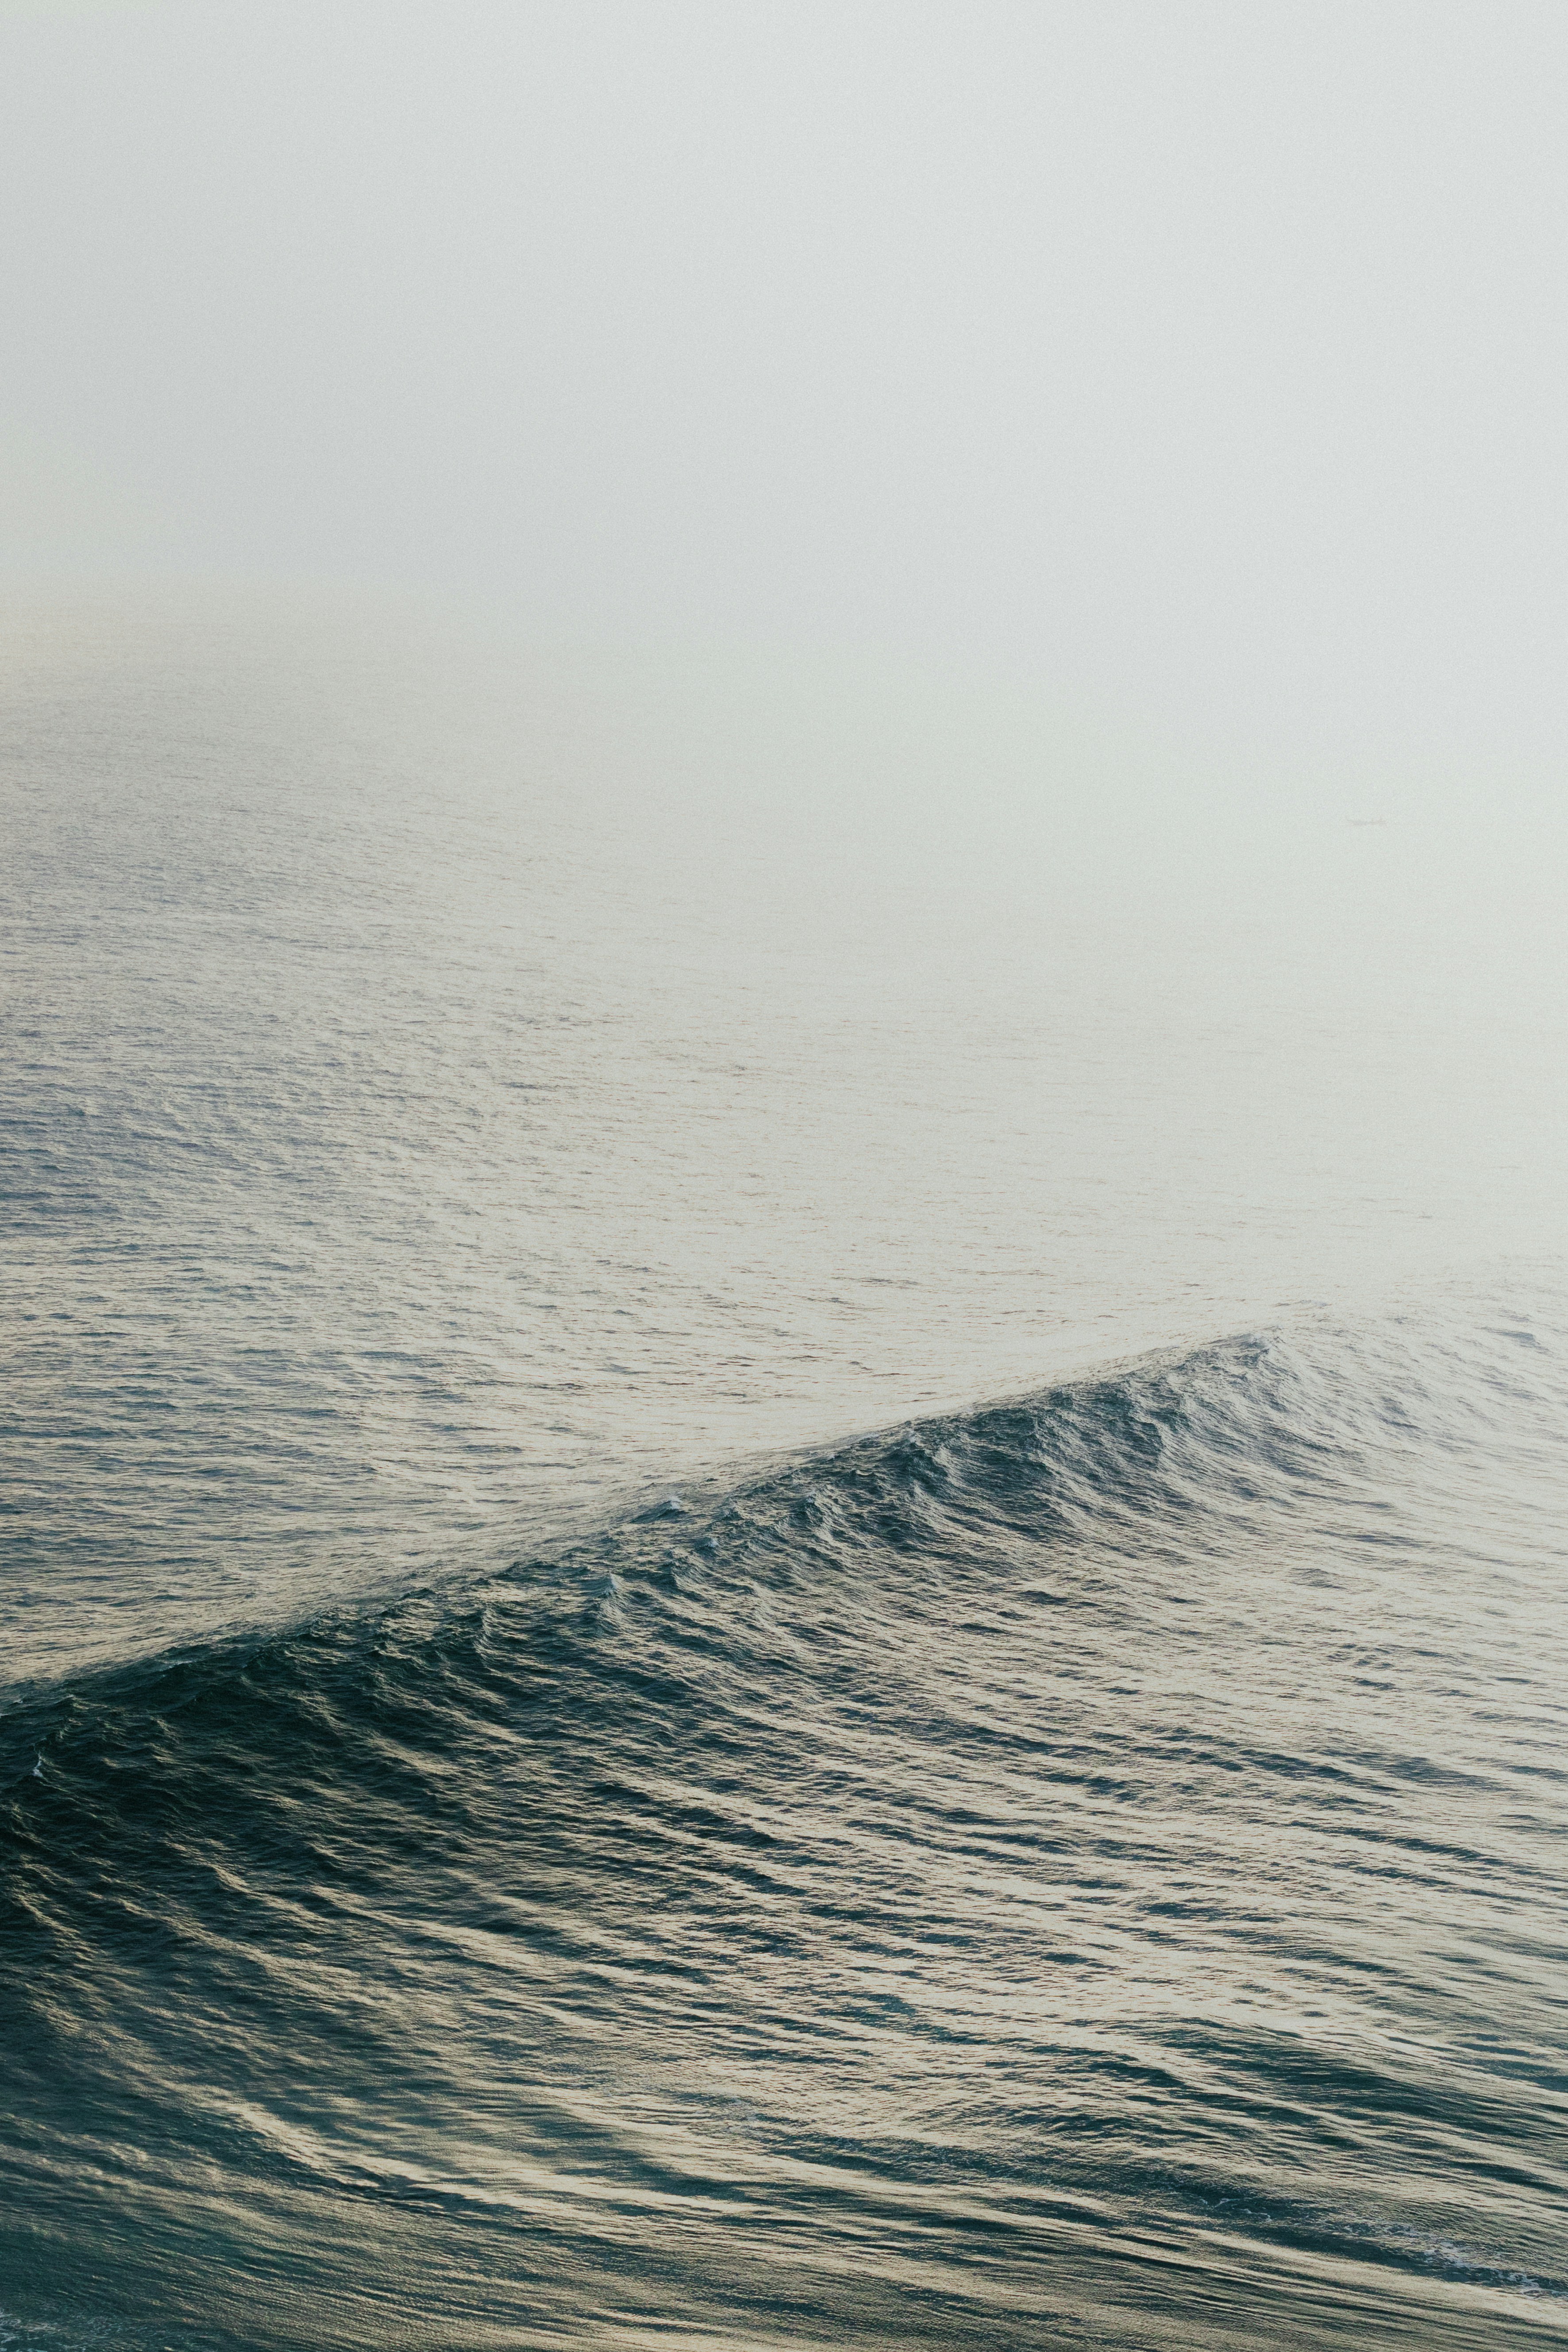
2;1310;1566;2348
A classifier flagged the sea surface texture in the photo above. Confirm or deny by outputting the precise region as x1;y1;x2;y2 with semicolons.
1;600;1564;2348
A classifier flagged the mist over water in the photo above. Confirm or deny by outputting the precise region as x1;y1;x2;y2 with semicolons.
4;4;1568;2342
0;598;1565;2347
3;594;1562;1679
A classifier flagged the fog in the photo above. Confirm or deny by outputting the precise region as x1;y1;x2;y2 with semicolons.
2;2;1565;837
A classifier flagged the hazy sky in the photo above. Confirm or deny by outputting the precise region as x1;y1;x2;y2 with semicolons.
3;2;1566;795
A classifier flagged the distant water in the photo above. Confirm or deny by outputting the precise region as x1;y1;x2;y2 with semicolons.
1;597;1565;2347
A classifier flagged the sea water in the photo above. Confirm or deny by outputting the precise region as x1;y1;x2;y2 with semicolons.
1;594;1564;2347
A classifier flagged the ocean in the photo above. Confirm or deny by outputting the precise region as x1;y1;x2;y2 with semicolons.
1;594;1564;2348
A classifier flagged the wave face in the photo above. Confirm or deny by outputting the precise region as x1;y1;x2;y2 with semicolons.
6;608;1568;2348
4;1309;1566;2350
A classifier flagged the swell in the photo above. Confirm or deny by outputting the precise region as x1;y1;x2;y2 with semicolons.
0;1303;1549;1775
1;1315;1565;2348
0;1325;1345;1772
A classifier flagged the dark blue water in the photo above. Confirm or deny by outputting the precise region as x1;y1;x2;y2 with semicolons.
3;601;1565;2347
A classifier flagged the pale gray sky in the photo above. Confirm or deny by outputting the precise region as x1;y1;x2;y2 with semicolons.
2;1;1565;799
